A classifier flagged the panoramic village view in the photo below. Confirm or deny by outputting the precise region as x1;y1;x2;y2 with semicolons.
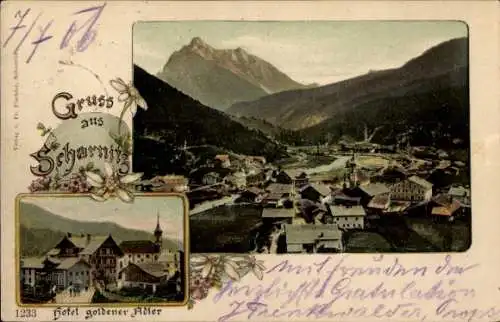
132;21;470;254
19;197;186;304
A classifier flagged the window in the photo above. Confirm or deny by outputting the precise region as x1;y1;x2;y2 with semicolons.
69;272;72;276
154;255;158;260
138;254;141;258
128;254;132;258
120;262;123;269
146;254;150;259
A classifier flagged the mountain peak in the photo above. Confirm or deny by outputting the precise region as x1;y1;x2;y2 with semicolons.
159;38;312;109
189;37;209;48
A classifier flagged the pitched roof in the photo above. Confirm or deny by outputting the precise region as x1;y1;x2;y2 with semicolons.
120;240;159;254
367;194;391;209
47;248;61;256
432;200;462;216
408;176;433;189
68;236;89;249
244;187;263;196
20;257;45;269
262;208;294;218
267;183;292;194
359;183;390;196
298;199;323;213
333;194;361;203
331;205;366;217
285;224;342;244
45;257;62;265
432;193;455;206
310;183;332;196
80;236;113;255
385;201;411;213
265;193;289;201
135;263;171;278
57;258;90;270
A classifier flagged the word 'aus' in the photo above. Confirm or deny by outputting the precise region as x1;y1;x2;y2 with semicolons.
52;92;114;120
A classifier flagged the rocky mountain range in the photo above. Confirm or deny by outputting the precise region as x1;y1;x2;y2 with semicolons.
228;37;469;147
133;65;287;178
157;37;313;110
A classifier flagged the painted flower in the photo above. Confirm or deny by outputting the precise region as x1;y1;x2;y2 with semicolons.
85;163;142;203
28;176;52;193
191;255;241;281
244;256;266;280
189;273;212;300
190;255;220;279
109;78;148;115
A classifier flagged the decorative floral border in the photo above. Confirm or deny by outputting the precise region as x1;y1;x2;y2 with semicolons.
188;254;265;309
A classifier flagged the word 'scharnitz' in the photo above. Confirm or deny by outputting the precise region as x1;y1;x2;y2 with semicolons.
3;3;106;64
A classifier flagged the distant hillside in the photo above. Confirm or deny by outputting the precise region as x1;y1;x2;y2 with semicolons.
228;38;469;148
158;37;313;110
133;65;288;178
229;116;284;139
19;202;181;256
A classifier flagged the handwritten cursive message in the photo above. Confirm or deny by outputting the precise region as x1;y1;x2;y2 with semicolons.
2;3;106;64
213;255;500;322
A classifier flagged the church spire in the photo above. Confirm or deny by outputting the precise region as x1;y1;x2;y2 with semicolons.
154;212;163;247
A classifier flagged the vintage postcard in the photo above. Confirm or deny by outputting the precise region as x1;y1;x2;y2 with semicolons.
1;1;500;322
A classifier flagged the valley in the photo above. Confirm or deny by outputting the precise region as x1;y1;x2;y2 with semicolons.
132;34;470;254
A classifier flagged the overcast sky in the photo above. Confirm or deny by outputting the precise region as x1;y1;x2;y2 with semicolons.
133;21;467;85
22;196;185;245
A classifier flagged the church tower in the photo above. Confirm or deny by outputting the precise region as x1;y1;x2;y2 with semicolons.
154;212;163;251
343;151;358;189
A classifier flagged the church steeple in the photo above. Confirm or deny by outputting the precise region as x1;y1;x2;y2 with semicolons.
154;212;163;248
344;150;358;189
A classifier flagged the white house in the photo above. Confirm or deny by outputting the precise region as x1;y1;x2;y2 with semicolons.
390;175;433;202
330;205;366;229
284;224;343;253
117;240;162;273
116;251;180;293
20;258;44;287
58;258;92;290
202;172;221;185
448;186;470;206
20;257;91;291
117;262;171;293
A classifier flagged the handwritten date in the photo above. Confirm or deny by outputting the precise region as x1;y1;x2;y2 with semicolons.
3;3;106;64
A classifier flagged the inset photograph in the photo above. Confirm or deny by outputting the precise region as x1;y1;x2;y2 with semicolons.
17;194;188;305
